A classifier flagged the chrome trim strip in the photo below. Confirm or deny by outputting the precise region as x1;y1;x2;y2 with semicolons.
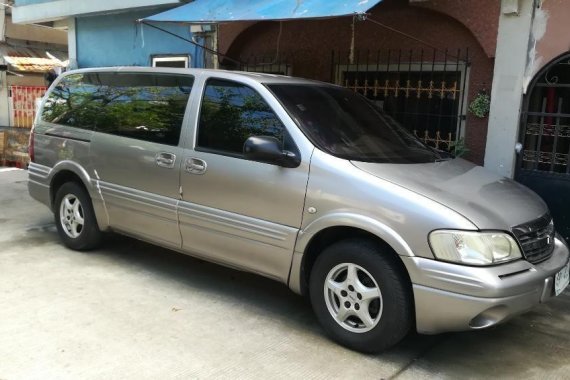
28;162;51;178
99;182;177;213
179;219;289;250
178;202;296;249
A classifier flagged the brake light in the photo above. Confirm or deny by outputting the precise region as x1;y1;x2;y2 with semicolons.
28;130;35;163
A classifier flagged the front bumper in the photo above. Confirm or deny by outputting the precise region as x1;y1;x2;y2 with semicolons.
402;236;569;334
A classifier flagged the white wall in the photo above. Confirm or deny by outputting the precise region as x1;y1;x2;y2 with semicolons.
0;71;9;127
0;7;8;126
484;0;536;178
5;16;67;45
67;17;77;69
12;0;179;24
0;5;5;42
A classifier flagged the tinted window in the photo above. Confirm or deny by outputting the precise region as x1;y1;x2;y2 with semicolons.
42;73;99;130
42;72;194;146
197;79;287;155
268;84;442;164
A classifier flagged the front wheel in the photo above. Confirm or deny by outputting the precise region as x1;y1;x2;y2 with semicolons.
309;239;413;353
54;182;102;251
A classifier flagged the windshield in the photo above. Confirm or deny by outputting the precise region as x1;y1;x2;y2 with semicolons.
267;84;442;163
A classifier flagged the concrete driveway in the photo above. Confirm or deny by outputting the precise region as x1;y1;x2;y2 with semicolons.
1;168;569;380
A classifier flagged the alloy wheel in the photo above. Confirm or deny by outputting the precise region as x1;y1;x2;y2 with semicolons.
324;262;383;333
59;194;84;239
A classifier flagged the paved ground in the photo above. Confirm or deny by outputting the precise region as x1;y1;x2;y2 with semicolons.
0;168;569;380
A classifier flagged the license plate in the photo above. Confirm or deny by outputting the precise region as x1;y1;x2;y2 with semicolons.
555;261;570;296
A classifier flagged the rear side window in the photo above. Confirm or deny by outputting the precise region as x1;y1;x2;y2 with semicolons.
42;72;194;146
42;74;99;130
197;79;287;155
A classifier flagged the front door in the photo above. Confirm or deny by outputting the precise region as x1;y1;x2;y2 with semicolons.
178;77;310;282
516;54;570;242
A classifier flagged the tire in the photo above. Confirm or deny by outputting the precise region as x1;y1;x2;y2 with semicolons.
54;182;102;251
309;239;413;353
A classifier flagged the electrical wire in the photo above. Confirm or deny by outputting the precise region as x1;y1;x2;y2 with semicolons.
139;21;243;66
365;16;466;62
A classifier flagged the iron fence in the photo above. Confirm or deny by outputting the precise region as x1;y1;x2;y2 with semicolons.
222;55;293;76
331;48;470;150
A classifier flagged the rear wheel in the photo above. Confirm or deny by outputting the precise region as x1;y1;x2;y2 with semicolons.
54;182;102;250
309;239;413;353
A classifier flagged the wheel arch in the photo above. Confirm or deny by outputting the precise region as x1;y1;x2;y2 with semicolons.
290;214;415;297
47;161;109;231
48;161;93;209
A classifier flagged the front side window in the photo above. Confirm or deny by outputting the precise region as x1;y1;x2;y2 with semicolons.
197;79;287;155
268;84;442;164
42;72;194;146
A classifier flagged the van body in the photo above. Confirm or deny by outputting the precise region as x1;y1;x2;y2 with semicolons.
28;67;570;353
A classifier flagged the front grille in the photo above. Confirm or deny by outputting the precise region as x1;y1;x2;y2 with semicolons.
512;213;555;264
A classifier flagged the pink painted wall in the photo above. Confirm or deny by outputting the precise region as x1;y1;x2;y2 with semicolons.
535;0;570;73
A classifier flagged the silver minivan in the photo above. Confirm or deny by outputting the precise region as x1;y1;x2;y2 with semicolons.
28;67;570;353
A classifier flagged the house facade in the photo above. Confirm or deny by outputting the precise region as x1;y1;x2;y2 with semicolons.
12;0;209;69
10;0;570;240
0;2;67;165
214;0;570;240
489;0;570;241
217;0;500;166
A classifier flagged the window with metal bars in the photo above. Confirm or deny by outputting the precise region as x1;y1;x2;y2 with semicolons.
331;49;470;151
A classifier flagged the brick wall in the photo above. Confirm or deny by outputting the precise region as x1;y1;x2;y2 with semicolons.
219;0;500;165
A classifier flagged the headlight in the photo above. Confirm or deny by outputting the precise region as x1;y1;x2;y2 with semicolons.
429;230;522;266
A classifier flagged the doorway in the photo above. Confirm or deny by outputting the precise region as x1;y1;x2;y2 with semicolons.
517;53;570;242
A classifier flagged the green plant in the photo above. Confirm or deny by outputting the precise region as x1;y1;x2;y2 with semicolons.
449;137;469;158
469;91;491;118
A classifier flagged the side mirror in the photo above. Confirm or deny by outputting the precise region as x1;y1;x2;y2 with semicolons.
243;136;301;168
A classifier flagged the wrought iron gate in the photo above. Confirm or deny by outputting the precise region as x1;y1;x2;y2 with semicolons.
331;48;470;151
517;54;570;242
9;85;47;128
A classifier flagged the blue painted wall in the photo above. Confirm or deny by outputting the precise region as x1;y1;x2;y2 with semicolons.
75;8;205;69
15;0;53;5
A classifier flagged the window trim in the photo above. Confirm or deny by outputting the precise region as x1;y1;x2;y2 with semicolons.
41;71;195;147
194;77;300;163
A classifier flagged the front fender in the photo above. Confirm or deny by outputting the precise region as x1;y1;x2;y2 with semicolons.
288;213;416;295
295;212;415;257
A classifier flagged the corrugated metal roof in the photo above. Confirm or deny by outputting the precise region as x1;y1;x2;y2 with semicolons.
3;56;63;72
0;41;68;73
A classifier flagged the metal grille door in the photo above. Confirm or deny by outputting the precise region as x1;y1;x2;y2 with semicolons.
517;55;570;242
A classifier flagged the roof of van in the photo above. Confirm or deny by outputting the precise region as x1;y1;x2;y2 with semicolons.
62;66;329;86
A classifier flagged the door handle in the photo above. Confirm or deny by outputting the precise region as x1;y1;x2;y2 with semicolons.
185;158;207;175
156;152;176;168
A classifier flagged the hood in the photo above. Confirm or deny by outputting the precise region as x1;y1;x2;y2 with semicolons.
352;158;548;230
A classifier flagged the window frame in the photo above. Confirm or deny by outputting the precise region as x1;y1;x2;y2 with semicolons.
41;71;195;147
151;54;191;69
333;61;471;142
194;77;300;163
40;73;97;131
